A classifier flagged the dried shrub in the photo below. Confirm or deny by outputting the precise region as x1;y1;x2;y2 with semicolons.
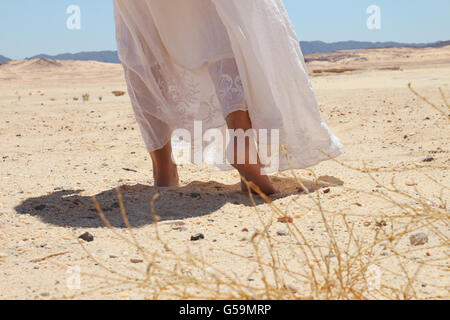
71;85;448;300
82;93;90;102
112;91;126;97
313;68;360;74
378;66;402;71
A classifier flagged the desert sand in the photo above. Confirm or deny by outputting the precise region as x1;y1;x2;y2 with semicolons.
0;45;449;299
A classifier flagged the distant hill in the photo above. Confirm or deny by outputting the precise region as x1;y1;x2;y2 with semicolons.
423;40;450;48
0;55;11;63
299;40;450;55
4;40;446;65
28;50;120;64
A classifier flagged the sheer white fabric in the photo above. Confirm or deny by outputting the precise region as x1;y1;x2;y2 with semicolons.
208;58;248;118
114;0;344;172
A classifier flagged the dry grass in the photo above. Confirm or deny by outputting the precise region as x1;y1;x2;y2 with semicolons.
70;85;449;300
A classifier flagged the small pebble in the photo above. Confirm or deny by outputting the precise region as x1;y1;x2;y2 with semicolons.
287;284;297;293
205;267;219;278
172;226;188;232
376;220;387;228
78;232;94;242
190;233;205;241
130;259;143;264
405;181;417;187
422;155;434;162
276;230;288;236
277;216;293;223
409;233;429;246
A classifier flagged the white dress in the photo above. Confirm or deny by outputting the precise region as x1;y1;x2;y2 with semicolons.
114;0;344;172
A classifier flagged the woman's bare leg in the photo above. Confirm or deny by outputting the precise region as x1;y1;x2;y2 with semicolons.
226;110;279;195
149;111;277;193
150;141;180;187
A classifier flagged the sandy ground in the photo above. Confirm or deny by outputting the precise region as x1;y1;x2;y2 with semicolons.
0;46;449;299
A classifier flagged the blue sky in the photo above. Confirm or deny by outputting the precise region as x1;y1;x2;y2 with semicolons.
1;0;449;59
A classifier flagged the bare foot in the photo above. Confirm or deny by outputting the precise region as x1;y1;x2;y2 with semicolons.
236;165;279;195
225;111;279;196
240;176;279;196
153;163;180;187
150;141;180;187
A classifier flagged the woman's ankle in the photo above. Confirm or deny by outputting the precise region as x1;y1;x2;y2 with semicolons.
233;164;279;195
152;161;179;187
149;142;180;187
153;167;179;187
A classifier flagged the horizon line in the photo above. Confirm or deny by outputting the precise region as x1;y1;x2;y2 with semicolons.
2;39;449;61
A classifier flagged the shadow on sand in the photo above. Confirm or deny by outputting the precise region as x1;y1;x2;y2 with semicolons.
14;176;343;229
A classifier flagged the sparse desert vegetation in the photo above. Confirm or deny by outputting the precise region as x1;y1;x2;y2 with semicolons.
313;68;361;74
82;93;90;102
0;46;448;299
112;90;126;97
